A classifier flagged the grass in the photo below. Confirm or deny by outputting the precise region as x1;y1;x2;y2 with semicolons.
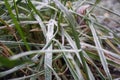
0;0;120;80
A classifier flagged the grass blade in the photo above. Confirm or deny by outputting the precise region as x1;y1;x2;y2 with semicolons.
53;0;90;79
4;0;30;50
87;15;112;79
44;19;56;80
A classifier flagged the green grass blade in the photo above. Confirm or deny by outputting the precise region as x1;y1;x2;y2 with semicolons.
4;0;30;50
13;0;19;21
27;0;46;37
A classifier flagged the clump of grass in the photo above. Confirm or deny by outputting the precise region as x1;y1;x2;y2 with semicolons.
0;0;120;80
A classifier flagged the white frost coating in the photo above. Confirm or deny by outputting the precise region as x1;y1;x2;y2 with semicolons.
46;19;57;39
42;0;50;3
45;19;57;80
34;15;47;37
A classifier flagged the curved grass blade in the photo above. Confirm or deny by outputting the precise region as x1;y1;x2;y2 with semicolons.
10;49;81;61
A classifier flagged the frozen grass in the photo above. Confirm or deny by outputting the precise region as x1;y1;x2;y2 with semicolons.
0;0;120;80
